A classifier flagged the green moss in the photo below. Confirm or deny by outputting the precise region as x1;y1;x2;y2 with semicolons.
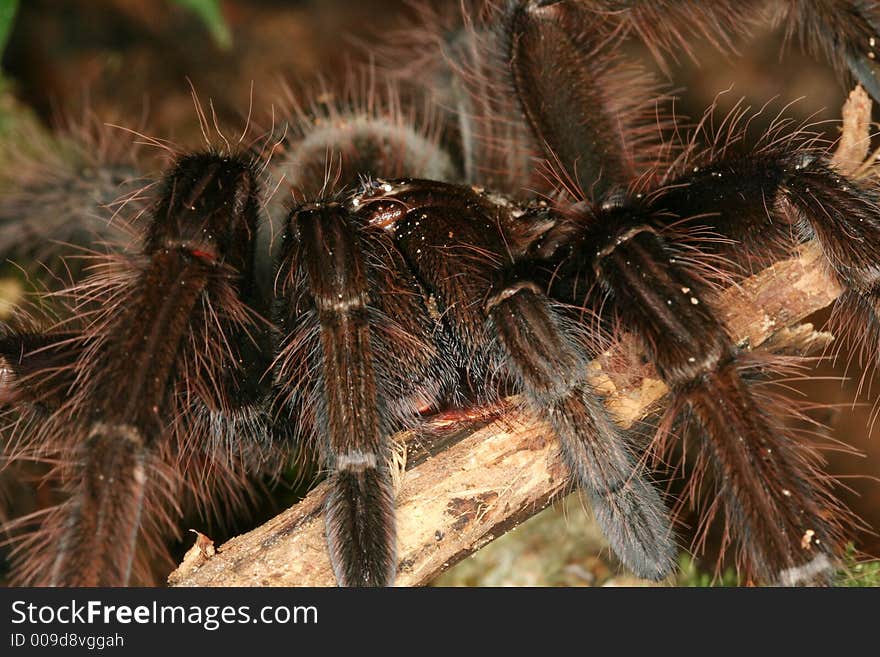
676;553;739;587
834;544;880;587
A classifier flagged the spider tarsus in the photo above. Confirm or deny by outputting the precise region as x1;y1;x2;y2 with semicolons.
560;396;677;581
325;466;397;587
587;474;677;581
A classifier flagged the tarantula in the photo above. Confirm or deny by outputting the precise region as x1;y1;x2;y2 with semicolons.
2;0;880;587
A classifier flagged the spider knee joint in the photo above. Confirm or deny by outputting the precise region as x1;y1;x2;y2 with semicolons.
87;422;144;447
664;346;729;389
336;450;379;471
484;280;542;313
593;225;657;272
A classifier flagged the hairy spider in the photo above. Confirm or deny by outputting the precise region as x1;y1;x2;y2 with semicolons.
2;0;880;587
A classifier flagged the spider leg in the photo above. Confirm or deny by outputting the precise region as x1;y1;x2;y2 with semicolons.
2;153;265;586
521;1;880;100
501;1;670;198
647;149;880;365
274;199;448;586
560;200;847;584
271;74;466;586
498;1;880;202
279;203;395;587
498;1;876;584
486;280;676;579
779;0;880;102
61;154;265;586
358;179;676;580
51;254;214;586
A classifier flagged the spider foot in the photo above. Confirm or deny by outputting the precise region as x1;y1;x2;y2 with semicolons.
325;466;397;587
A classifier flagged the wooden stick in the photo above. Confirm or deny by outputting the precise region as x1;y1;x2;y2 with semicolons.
168;242;843;587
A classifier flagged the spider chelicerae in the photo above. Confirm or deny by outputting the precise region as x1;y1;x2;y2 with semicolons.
1;0;880;587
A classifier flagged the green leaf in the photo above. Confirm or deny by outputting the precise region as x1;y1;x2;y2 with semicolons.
173;0;232;50
0;0;19;62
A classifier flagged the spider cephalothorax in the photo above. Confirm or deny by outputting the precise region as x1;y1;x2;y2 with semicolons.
2;0;880;587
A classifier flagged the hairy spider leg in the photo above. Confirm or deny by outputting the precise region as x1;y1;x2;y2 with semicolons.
505;1;880;102
496;0;880;584
58;153;263;586
1;152;264;586
636;147;880;575
357;179;677;580
277;203;394;587
777;0;880;102
502;1;670;199
560;200;847;585
647;149;880;370
274;198;448;587
499;1;880;201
